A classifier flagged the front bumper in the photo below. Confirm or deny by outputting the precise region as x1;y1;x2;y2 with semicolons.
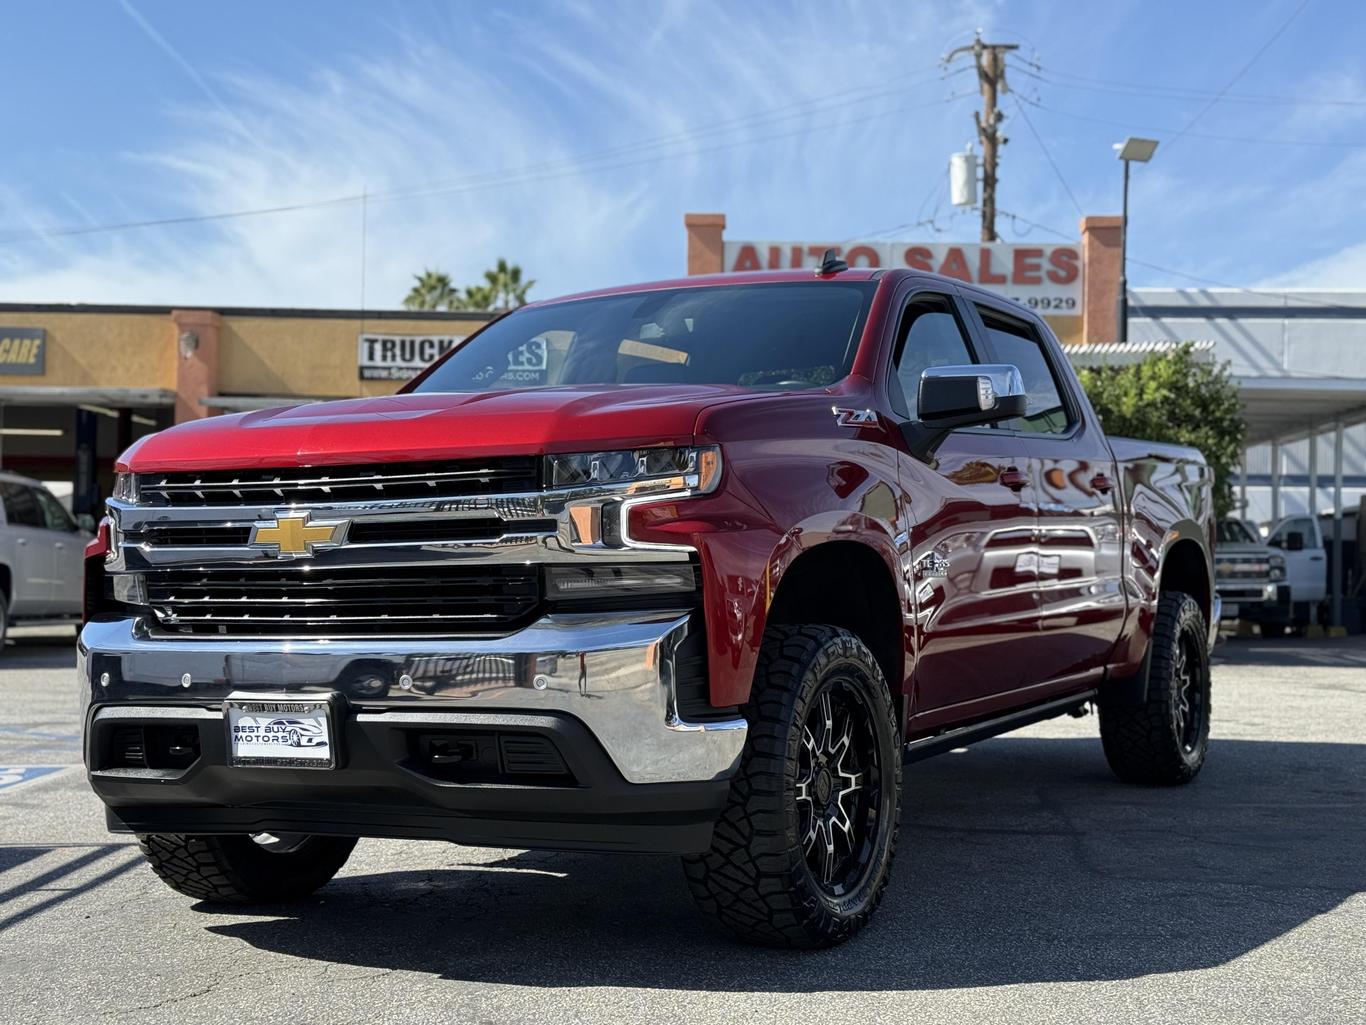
78;612;746;854
1215;583;1291;625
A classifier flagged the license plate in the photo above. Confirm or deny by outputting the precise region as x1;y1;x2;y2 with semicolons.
225;695;337;769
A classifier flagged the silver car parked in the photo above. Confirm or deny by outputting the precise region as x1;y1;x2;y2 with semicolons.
0;472;90;646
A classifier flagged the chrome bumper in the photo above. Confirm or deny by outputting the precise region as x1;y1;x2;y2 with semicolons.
78;613;746;785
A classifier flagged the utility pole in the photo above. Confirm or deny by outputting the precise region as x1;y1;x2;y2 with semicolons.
945;33;1018;242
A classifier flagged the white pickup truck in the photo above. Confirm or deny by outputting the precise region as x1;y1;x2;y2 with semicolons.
1229;511;1357;637
0;470;89;648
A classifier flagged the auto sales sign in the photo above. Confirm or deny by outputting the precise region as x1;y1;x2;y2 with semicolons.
722;241;1081;315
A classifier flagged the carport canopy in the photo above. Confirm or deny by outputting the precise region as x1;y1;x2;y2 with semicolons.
1237;376;1366;446
0;386;175;408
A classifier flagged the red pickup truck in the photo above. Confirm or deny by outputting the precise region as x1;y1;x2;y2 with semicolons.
81;263;1217;948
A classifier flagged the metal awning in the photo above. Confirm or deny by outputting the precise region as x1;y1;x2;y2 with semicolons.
1237;377;1366;445
203;394;342;411
0;386;175;407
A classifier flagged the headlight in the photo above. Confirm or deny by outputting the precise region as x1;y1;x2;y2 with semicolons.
1269;554;1286;581
546;446;721;494
112;471;138;503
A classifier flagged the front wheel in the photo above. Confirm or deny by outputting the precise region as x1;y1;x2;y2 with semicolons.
683;624;901;948
1100;590;1211;785
137;833;357;903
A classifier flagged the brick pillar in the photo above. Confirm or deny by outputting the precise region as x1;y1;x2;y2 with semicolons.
1080;215;1122;345
685;213;726;275
170;309;221;423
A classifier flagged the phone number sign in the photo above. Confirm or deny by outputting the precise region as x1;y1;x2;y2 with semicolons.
722;241;1081;313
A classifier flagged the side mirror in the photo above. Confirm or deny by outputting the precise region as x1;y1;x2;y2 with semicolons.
902;364;1027;462
1285;531;1305;552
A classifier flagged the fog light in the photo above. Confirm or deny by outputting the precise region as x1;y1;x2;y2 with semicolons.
545;564;698;603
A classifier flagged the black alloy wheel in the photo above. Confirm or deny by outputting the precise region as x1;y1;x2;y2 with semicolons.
684;624;901;948
795;680;884;897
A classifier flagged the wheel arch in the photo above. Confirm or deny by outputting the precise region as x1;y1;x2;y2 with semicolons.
762;538;905;702
1159;533;1212;627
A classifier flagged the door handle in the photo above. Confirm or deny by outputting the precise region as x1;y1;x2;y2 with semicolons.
999;468;1028;491
16;538;26;547
1090;474;1114;494
54;542;65;550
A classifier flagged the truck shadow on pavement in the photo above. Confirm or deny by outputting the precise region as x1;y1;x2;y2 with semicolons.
205;734;1365;991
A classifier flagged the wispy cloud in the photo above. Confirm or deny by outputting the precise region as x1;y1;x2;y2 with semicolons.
4;0;1362;308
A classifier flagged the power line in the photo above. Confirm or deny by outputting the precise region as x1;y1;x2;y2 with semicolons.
1012;99;1083;216
0;65;970;246
1166;0;1309;149
1016;94;1364;149
995;206;1366;312
1009;61;1366;109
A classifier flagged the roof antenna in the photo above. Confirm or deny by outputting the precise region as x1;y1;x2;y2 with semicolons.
816;248;848;276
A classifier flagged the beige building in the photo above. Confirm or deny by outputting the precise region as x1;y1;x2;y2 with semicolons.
0;304;494;519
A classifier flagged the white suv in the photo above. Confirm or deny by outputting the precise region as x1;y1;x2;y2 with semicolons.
0;472;90;646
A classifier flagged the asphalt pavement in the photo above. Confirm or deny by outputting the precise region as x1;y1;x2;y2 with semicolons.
1;625;1363;1025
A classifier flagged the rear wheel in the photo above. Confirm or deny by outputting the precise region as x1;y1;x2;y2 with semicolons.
683;624;901;948
137;832;356;903
1100;590;1210;785
1259;622;1288;639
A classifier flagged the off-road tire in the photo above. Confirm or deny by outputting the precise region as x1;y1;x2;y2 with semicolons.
683;625;901;948
137;833;357;903
0;594;8;652
1100;590;1210;785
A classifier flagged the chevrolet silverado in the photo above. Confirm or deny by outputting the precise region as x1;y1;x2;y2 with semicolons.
81;261;1216;947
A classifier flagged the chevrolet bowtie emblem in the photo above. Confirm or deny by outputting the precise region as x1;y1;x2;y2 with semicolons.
250;513;349;558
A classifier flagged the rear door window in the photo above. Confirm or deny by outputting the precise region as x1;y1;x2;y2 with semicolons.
973;305;1073;435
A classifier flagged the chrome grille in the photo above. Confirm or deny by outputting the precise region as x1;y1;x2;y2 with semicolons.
143;565;541;637
136;457;540;507
123;517;556;549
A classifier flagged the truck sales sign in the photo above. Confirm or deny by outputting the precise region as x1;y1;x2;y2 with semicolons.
722;241;1081;314
358;333;466;381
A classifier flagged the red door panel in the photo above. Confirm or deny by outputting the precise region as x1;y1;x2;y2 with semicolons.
901;430;1040;711
1026;421;1127;684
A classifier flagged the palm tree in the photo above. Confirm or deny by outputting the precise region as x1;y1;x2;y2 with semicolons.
450;283;496;311
483;258;535;310
403;269;457;311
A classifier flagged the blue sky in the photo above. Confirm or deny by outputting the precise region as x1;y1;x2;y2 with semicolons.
1;0;1364;308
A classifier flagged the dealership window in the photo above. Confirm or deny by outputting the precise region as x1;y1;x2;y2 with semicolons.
975;306;1072;435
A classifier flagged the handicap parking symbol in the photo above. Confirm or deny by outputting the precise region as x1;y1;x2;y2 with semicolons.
0;766;64;791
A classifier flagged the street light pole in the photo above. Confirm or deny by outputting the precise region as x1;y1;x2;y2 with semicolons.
1118;158;1130;343
1113;137;1158;344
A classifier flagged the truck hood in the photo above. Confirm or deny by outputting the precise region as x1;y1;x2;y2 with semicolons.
121;385;759;472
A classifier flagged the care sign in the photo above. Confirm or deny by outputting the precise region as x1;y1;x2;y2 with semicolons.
0;328;46;375
723;241;1082;314
358;333;467;381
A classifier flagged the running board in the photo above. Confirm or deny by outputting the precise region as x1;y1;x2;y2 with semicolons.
903;691;1098;764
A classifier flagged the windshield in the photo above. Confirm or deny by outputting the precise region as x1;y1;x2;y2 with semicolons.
1217;519;1257;545
409;282;877;393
